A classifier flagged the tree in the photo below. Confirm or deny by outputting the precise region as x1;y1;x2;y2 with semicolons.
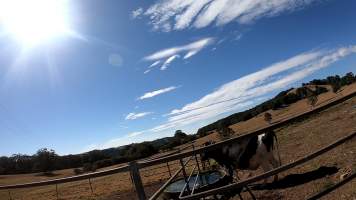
174;130;187;138
264;112;272;124
314;86;328;95
306;89;318;108
303;86;318;109
343;72;355;84
307;94;318;108
33;148;57;173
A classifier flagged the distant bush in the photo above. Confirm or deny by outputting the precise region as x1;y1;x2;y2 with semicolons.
0;72;354;175
73;168;82;175
94;159;113;169
264;112;272;124
82;163;95;172
197;72;355;136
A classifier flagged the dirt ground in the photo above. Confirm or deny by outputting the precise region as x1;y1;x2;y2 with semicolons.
0;83;355;200
235;93;356;200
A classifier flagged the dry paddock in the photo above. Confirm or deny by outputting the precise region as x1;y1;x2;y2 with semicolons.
0;95;355;199
236;96;356;200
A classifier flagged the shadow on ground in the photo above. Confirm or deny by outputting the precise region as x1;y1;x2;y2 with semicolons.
250;166;338;190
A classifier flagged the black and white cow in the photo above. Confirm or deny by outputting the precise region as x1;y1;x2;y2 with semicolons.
201;130;281;182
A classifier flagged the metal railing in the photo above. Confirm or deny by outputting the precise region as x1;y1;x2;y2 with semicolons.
0;90;355;200
178;131;356;199
0;165;130;190
138;91;356;169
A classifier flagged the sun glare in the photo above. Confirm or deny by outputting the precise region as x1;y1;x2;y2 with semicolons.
0;0;70;47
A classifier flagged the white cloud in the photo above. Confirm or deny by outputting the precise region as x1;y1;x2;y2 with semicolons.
143;37;214;72
125;112;153;120
150;45;356;133
127;131;145;137
79;128;168;152
149;60;161;68
140;0;318;32
82;135;141;152
131;8;143;19
145;37;214;60
82;45;356;151
161;55;179;70
138;86;179;100
144;69;152;74
144;60;162;74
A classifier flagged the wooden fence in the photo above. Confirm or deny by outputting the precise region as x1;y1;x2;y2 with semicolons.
0;91;355;199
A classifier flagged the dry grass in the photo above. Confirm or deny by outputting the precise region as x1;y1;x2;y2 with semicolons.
235;86;356;199
0;83;355;200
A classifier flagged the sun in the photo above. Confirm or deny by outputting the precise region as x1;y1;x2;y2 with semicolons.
0;0;70;47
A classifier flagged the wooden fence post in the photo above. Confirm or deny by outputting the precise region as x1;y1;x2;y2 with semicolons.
55;184;59;200
166;162;172;177
129;161;146;200
8;190;12;200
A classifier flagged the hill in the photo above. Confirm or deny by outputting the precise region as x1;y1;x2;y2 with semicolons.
0;72;355;175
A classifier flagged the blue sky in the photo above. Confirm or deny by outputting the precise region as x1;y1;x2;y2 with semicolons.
0;0;355;156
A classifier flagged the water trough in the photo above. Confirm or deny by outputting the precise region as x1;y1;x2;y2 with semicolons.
162;170;231;199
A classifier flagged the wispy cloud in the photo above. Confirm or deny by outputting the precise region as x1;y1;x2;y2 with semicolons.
149;60;161;68
144;60;163;74
143;37;214;72
127;131;145;137
138;86;179;100
125;112;153;120
85;45;356;151
81;131;148;152
138;0;319;32
145;38;214;60
149;45;356;132
131;7;143;19
161;55;180;70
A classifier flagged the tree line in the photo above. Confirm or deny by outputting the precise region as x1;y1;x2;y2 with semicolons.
0;130;195;175
0;72;355;175
197;72;356;137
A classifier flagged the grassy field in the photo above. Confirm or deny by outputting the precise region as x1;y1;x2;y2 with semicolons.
0;83;355;200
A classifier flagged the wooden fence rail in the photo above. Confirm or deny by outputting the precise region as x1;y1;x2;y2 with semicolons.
0;90;354;199
138;91;356;168
0;165;130;190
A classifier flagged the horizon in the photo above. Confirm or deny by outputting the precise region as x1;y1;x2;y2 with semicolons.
1;72;354;157
1;0;356;156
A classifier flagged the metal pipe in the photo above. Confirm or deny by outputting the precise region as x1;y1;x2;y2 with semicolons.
0;91;354;192
191;170;200;195
138;91;356;169
179;165;197;198
179;131;356;199
0;165;130;190
149;156;192;200
192;144;202;174
179;158;189;189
